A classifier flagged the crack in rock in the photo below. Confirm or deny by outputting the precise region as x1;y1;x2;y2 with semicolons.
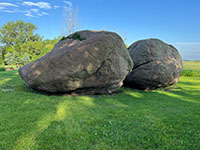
133;60;154;70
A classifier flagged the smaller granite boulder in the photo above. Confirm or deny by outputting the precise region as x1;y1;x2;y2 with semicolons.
19;30;133;94
124;39;183;90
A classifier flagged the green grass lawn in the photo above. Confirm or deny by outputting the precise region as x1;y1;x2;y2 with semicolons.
182;61;200;77
0;70;200;150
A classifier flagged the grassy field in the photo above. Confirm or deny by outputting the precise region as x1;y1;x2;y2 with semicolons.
0;70;200;150
182;61;200;77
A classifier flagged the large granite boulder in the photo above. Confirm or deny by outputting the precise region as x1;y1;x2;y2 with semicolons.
19;30;133;94
124;39;183;90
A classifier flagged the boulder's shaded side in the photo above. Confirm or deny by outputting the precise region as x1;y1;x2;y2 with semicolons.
124;39;183;90
19;30;133;94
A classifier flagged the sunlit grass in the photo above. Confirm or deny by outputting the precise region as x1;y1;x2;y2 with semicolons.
182;61;200;77
0;70;200;150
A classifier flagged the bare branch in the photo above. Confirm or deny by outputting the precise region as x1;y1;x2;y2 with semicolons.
62;5;79;36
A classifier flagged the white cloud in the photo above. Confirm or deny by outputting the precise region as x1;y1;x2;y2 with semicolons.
64;1;72;7
30;8;39;12
37;14;42;16
2;10;16;13
22;1;51;9
0;6;5;10
0;1;53;18
0;2;18;7
23;10;35;17
37;11;48;16
54;5;60;9
41;12;48;15
2;9;22;13
25;13;34;17
24;10;49;17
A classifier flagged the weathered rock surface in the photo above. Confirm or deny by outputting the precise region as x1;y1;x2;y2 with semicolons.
19;30;133;94
124;39;183;90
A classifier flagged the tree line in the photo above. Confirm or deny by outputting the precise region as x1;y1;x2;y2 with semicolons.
0;20;59;66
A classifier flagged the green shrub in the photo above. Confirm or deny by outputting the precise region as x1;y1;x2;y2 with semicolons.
22;52;31;65
59;36;67;41
13;51;20;65
5;52;14;65
0;67;5;72
181;70;200;77
71;33;85;41
0;48;3;65
59;33;85;42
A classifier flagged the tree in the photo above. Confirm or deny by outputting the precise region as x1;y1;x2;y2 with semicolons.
0;47;3;65
22;52;31;65
31;38;59;61
63;4;79;36
0;21;59;65
21;41;45;60
13;51;20;65
0;20;41;56
5;52;14;65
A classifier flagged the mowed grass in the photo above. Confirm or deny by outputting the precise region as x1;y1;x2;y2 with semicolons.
182;61;200;77
0;70;200;150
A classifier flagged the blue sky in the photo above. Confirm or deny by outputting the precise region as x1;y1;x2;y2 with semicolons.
0;0;200;60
